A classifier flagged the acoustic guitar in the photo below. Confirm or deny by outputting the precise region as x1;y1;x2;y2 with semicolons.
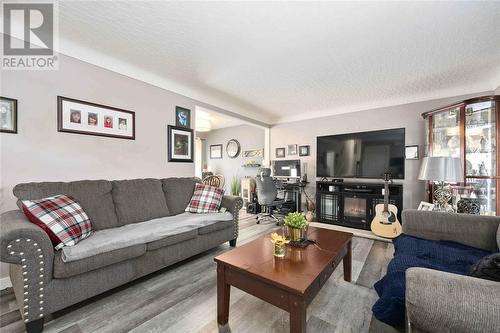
370;173;402;238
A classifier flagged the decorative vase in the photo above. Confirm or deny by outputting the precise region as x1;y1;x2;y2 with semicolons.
273;243;285;257
288;227;302;241
305;211;314;223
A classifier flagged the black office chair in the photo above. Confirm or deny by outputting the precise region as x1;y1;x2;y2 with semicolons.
255;168;284;225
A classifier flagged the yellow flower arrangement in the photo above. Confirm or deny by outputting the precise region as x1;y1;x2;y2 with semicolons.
270;232;290;246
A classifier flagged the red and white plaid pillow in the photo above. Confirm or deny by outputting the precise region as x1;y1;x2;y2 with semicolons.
22;195;92;250
185;184;224;213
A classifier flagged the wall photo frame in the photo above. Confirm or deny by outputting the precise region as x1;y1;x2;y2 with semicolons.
287;144;298;155
175;106;191;128
0;96;17;134
299;145;310;156
405;145;419;160
57;96;135;140
168;125;193;162
417;201;435;211
210;144;223;159
275;147;285;158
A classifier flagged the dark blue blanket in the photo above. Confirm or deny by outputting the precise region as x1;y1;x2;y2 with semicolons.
372;234;492;327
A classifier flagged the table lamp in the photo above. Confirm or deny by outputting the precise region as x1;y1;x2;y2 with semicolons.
418;156;463;211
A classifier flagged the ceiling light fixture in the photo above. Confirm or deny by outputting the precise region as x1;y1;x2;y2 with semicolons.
196;118;212;132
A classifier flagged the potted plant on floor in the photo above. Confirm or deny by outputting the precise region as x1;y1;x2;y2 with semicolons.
284;212;308;241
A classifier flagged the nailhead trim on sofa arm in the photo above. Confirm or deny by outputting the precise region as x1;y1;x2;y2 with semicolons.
7;238;46;323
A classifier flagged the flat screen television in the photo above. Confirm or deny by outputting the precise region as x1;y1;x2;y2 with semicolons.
316;128;405;179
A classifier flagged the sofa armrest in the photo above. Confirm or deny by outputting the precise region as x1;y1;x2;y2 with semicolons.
221;196;244;240
406;267;500;333
0;210;54;282
402;209;499;251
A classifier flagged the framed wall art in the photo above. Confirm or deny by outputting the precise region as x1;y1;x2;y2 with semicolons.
275;147;285;158
287;144;298;155
210;144;223;159
175;106;191;128
0;96;17;134
168;125;193;162
299;145;310;156
57;96;135;140
242;149;264;158
405;145;419;160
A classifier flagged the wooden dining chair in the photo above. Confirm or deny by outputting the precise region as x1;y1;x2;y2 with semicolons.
202;175;225;189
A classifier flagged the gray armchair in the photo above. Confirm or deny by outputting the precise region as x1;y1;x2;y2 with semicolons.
402;210;500;333
255;168;284;225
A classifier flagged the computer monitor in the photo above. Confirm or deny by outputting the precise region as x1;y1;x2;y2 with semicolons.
273;159;301;178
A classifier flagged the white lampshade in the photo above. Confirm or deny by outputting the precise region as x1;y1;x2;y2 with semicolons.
196;118;212;132
418;157;463;183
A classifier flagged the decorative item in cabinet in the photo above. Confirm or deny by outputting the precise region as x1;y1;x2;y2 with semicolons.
422;95;499;216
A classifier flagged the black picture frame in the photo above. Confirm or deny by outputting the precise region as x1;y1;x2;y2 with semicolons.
210;144;223;159
405;145;419;160
275;147;285;158
57;96;135;140
299;145;310;156
175;106;191;128
168;125;194;162
0;96;18;134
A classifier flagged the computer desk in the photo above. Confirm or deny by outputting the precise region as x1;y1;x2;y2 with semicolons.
273;178;308;213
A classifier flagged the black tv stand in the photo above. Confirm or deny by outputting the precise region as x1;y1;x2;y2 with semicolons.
315;180;403;231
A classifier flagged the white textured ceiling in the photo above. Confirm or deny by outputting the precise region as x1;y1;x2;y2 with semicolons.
56;1;500;124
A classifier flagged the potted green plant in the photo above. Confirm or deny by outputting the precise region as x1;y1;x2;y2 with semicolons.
229;175;241;196
284;212;308;241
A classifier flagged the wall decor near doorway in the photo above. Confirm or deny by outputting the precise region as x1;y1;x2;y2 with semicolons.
276;147;286;158
226;139;241;158
168;125;193;162
210;144;223;159
57;96;135;139
0;96;17;134
242;149;264;158
299;145;310;156
175;106;191;128
287;144;298;155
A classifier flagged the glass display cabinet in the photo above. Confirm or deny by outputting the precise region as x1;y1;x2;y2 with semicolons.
422;95;499;215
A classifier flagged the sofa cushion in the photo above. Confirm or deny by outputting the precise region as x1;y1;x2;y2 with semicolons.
185;184;224;213
147;229;198;251
112;178;170;225
61;212;234;262
469;253;500;282
161;177;200;215
13;180;119;230
22;194;92;249
54;244;146;278
198;220;233;235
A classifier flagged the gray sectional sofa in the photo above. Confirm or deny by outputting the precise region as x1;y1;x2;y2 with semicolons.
0;177;243;333
402;210;500;333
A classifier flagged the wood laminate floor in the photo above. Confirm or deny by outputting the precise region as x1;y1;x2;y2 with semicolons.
0;212;399;333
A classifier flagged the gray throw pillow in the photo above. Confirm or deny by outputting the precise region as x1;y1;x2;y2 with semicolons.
469;253;500;282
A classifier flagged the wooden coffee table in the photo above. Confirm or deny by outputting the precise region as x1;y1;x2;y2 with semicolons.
214;226;353;333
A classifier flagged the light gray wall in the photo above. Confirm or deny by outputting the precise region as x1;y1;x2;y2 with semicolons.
495;85;500;95
270;91;493;212
205;124;265;192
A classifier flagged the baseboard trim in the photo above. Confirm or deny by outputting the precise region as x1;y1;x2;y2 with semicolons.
0;277;12;290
